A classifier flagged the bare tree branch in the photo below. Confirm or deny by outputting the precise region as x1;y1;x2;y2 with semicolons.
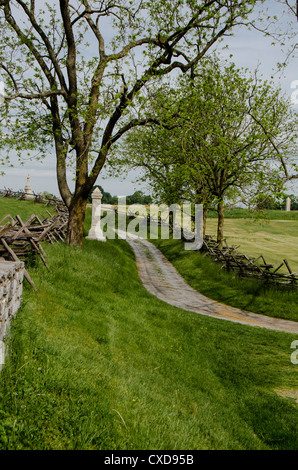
15;0;68;92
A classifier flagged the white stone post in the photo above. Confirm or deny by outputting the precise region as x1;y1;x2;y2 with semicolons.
86;187;106;241
286;197;291;212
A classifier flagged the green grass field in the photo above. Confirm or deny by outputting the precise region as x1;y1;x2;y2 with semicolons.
0;239;298;450
205;217;298;273
207;207;298;220
0;198;297;450
0;197;55;222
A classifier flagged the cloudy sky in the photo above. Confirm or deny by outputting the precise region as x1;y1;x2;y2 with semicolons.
0;0;298;197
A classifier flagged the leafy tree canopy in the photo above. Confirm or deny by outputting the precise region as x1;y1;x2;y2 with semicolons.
109;55;298;243
0;0;268;246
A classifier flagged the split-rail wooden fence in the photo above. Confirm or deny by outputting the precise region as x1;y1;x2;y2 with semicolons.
201;235;298;288
0;203;68;289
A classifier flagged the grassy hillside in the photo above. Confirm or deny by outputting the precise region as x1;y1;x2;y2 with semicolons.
0;196;55;222
0;239;297;450
1;198;297;321
0;197;297;450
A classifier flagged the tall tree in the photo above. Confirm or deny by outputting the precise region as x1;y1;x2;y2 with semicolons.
0;0;265;246
112;56;298;245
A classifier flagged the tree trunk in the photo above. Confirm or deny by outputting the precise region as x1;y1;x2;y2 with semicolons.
216;202;224;248
66;196;88;247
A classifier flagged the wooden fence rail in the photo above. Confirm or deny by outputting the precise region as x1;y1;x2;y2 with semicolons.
0;204;68;289
0;188;62;205
201;235;298;288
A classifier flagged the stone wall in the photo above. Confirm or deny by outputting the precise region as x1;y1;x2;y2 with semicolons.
0;259;25;370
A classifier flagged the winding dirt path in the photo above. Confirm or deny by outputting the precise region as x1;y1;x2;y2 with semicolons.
118;231;298;334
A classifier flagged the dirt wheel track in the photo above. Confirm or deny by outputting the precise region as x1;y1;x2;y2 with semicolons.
118;231;298;334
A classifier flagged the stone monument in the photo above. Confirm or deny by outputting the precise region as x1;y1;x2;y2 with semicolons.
86;187;106;242
285;197;291;212
23;174;34;200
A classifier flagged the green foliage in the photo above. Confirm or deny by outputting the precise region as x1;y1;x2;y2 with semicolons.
126;191;153;205
254;194;283;210
87;186;152;205
282;194;298;211
254;194;298;211
0;1;269;245
87;185;116;205
112;55;297;212
110;54;297;245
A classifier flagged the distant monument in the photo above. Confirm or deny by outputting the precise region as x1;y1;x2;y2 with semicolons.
23;174;34;200
285;197;291;212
